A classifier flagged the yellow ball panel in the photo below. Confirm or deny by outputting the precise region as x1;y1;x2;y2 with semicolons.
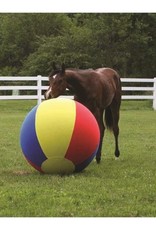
41;158;75;174
35;98;76;159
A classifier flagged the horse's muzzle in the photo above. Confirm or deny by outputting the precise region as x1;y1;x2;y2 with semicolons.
44;87;52;100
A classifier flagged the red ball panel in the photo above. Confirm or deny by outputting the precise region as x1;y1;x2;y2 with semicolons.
65;102;100;165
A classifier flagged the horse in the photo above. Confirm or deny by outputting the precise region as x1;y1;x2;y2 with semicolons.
44;63;121;163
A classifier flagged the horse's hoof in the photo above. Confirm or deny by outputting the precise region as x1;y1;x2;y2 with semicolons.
115;150;120;158
96;157;101;164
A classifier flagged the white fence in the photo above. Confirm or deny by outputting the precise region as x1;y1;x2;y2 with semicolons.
0;75;156;109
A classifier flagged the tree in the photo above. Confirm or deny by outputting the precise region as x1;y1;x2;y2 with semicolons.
0;13;73;75
0;14;36;73
20;24;93;75
0;13;155;78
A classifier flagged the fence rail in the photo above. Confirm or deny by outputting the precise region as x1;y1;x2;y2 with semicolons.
0;76;156;110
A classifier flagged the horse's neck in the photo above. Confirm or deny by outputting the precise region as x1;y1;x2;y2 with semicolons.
65;71;86;98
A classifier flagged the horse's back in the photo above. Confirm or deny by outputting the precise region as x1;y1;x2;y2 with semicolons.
96;67;121;89
96;67;120;80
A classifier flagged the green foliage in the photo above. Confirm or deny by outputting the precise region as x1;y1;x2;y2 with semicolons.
0;13;156;77
20;26;92;76
0;14;36;70
0;100;156;217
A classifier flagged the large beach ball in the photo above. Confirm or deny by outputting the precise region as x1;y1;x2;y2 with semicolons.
20;98;100;174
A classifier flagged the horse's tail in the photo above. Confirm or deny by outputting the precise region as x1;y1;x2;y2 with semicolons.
105;107;113;131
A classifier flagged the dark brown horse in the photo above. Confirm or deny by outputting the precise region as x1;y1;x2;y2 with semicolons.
44;63;121;163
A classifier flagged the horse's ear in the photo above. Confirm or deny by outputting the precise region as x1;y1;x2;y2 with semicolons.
52;62;57;71
61;63;65;74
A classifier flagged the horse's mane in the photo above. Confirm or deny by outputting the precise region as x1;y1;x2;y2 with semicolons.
66;68;93;73
49;67;94;78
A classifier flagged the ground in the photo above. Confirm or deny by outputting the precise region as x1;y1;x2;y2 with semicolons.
0;100;156;217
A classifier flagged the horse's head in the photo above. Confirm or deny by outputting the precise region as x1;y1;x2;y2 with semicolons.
44;63;67;99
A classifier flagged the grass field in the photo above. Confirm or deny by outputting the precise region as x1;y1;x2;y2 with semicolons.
0;100;156;217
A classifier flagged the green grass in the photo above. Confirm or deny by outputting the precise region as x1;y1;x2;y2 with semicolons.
0;100;156;217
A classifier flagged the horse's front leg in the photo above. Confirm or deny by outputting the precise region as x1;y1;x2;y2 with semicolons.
93;110;105;164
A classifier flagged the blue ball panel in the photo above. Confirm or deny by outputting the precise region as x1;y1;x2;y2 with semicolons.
20;106;47;167
74;145;99;173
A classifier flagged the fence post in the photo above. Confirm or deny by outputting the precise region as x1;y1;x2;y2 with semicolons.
153;77;156;110
37;75;42;105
